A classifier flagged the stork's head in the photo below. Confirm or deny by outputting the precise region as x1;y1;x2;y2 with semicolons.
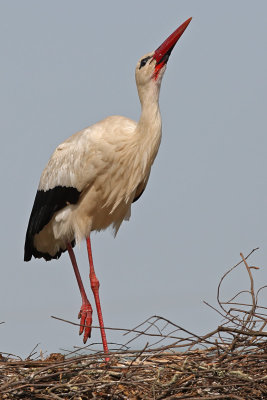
135;18;192;100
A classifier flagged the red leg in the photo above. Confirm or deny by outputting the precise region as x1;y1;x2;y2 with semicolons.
67;243;93;344
86;236;109;359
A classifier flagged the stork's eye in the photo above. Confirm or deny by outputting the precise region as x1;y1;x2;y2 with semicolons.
139;56;152;69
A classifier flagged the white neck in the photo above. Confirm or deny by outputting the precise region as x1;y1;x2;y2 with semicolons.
135;81;162;165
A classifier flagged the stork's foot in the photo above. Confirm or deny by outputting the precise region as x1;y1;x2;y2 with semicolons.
78;302;93;343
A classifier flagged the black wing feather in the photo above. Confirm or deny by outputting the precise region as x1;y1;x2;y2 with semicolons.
24;186;80;262
132;188;145;203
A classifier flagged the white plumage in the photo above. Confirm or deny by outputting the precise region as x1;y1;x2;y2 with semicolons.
28;55;165;259
24;18;192;357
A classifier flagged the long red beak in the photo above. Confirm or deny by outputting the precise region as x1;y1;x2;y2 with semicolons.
153;17;192;79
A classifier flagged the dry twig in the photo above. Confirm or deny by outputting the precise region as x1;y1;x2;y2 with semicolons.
0;249;266;399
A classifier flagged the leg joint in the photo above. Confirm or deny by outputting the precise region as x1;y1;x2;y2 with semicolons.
90;273;100;290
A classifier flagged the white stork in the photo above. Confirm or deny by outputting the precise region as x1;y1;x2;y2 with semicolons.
24;18;192;358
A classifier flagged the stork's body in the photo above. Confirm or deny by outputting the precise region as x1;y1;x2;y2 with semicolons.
25;112;160;260
24;18;192;358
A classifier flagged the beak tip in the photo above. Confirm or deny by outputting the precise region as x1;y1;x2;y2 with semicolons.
183;17;193;29
153;17;192;63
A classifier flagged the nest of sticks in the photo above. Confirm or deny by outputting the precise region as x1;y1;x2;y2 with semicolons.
0;249;266;399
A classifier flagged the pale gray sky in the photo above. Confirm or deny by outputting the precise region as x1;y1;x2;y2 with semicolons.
1;0;266;357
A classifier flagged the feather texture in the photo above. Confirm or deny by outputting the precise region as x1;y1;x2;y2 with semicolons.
24;187;80;261
25;51;164;261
